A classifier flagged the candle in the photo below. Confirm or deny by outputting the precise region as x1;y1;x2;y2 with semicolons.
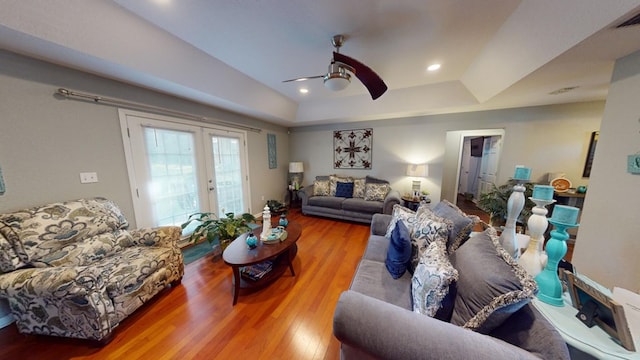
551;205;579;225
532;185;554;200
513;166;531;180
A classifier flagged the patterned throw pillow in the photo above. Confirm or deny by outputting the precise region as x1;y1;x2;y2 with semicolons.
313;180;330;196
329;175;352;196
412;240;459;316
335;182;354;198
385;204;416;238
385;220;412;279
364;183;390;201
352;178;366;198
409;205;452;273
433;200;480;253
449;227;538;334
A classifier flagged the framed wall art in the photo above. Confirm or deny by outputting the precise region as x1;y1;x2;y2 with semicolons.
267;133;277;169
334;128;372;169
582;131;598;178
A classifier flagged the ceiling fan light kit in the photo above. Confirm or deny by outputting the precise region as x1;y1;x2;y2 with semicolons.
324;63;351;91
283;34;387;100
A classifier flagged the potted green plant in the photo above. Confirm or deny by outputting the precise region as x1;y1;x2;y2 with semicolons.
181;212;256;251
477;180;535;229
266;199;286;215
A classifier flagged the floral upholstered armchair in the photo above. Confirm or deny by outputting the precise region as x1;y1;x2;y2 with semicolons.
0;197;184;344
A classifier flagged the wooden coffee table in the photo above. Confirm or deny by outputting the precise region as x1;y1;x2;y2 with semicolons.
222;221;302;305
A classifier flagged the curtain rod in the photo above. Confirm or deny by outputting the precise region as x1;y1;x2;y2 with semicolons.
56;88;262;133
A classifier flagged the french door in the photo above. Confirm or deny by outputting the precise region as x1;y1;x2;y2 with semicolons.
119;109;250;231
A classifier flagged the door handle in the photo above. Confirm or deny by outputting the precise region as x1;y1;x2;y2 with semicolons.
208;187;215;191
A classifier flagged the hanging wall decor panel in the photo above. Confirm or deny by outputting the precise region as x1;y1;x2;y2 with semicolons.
267;133;277;169
333;128;373;169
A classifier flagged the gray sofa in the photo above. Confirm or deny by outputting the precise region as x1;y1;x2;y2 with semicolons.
333;212;569;360
299;175;401;224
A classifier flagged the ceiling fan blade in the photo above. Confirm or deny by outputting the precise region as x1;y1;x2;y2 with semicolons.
282;75;324;83
333;52;387;100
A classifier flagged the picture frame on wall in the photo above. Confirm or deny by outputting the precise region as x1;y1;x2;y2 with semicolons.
582;131;598;178
563;270;636;351
333;128;373;169
267;133;277;169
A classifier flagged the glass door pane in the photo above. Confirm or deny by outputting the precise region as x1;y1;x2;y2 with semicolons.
210;135;245;215
143;127;200;227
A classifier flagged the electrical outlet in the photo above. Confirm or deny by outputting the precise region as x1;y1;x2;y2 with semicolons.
261;195;265;201
80;172;99;184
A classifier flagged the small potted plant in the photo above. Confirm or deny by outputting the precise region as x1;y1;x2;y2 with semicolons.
181;211;256;251
266;199;286;215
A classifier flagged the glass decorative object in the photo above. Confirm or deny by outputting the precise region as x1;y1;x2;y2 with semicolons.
246;234;258;249
279;214;288;227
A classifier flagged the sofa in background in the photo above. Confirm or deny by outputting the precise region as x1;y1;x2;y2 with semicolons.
333;201;569;360
0;197;184;344
299;175;401;224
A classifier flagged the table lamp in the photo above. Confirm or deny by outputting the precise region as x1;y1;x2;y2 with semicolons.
288;162;304;189
406;164;428;198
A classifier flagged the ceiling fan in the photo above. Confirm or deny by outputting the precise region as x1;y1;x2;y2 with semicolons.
283;35;388;100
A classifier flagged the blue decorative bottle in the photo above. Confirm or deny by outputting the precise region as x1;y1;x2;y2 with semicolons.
246;234;258;249
279;214;288;227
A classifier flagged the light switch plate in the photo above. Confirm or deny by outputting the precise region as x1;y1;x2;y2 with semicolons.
80;172;99;183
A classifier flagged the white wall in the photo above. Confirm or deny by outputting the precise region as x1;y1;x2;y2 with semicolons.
290;101;604;202
0;50;290;224
573;50;640;292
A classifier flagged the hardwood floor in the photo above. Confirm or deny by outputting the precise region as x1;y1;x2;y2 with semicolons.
0;209;370;360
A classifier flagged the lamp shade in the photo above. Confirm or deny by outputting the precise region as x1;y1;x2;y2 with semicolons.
289;162;304;173
324;76;350;91
406;164;428;177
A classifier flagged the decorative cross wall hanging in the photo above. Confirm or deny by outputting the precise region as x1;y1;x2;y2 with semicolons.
333;128;373;169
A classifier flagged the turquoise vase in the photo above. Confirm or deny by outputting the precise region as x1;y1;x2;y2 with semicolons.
279;214;288;227
535;220;579;306
246;234;258;249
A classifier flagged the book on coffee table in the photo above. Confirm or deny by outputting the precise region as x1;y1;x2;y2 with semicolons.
240;260;274;281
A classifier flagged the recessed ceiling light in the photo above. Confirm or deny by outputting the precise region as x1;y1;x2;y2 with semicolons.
427;63;441;72
299;88;309;94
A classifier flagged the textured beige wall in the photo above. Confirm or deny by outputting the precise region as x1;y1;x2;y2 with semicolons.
290;101;604;203
572;50;640;291
0;50;289;225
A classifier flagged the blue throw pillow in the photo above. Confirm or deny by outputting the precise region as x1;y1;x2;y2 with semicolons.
335;181;354;198
385;220;412;279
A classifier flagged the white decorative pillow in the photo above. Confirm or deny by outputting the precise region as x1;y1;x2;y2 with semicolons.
352;178;366;198
412;240;459;316
329;175;352;196
313;180;330;196
409;205;452;273
364;183;390;201
385;204;416;238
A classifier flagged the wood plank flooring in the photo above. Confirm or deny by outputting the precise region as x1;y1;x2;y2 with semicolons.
0;209;370;360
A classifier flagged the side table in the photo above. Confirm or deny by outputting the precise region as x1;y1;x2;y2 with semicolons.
402;197;430;211
532;293;639;359
288;188;302;208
